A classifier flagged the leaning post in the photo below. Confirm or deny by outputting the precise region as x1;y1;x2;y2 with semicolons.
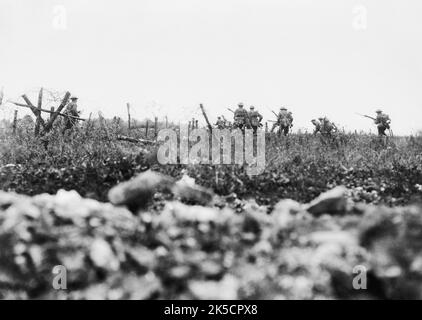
12;110;18;134
34;87;43;135
127;103;131;131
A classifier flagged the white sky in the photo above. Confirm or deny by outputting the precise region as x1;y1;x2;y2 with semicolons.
1;0;421;134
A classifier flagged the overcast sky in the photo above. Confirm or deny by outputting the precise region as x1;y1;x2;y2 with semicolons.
1;0;421;134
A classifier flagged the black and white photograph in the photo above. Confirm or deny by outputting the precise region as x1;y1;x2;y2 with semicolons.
0;0;422;305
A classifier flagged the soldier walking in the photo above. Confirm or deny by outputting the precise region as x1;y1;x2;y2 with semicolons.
233;103;249;130
221;116;231;129
215;116;226;129
248;106;263;133
271;107;293;136
374;109;391;136
311;119;321;135
63;96;80;133
319;116;338;137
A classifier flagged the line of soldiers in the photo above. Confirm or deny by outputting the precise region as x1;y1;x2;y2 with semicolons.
215;103;294;136
62;98;392;138
214;103;392;137
215;103;264;133
311;109;391;137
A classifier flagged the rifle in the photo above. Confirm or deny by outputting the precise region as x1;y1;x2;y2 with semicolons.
227;108;234;113
356;113;376;121
357;112;393;136
8;100;86;121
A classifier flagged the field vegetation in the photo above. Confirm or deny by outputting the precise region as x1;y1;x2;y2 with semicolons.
1;117;422;299
1;118;422;207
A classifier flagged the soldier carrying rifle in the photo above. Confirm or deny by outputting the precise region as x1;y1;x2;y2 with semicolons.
311;119;322;135
248;106;263;133
357;109;392;136
374;109;391;136
318;116;338;137
215;116;226;129
271;107;293;136
63;96;80;133
233;103;250;130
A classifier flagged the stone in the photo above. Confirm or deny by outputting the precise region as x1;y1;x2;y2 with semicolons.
89;238;120;272
0;191;20;210
171;174;214;206
189;275;239;299
308;231;357;247
108;170;174;210
305;186;348;216
160;202;233;225
271;199;305;229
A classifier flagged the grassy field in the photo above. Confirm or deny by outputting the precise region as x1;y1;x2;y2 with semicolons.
1;118;422;300
1;118;422;207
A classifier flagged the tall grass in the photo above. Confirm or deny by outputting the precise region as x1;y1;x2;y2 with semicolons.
1;119;422;206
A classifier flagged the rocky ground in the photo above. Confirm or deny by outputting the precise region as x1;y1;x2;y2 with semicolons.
0;170;421;299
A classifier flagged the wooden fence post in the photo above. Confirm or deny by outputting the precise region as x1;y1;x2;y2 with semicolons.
34;87;43;136
127;103;131;130
50;107;55;120
12;110;18;134
199;104;213;132
265;122;268;133
98;112;110;141
22;94;46;129
0;87;3;106
42;91;71;134
154;117;158;137
84;112;93;138
145;120;149;138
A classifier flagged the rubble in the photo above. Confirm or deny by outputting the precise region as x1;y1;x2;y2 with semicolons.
108;170;214;211
108;170;174;210
305;186;349;216
0;185;421;300
171;174;214;206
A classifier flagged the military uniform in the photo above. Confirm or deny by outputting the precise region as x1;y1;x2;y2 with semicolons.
233;103;249;129
374;110;391;136
311;119;321;135
271;107;293;136
248;106;263;133
222;116;231;129
319;117;337;137
63;97;79;133
215;117;226;129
